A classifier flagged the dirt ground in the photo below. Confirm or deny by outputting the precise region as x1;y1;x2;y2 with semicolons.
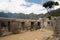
0;29;53;40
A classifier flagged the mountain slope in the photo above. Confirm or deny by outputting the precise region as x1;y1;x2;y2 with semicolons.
42;8;60;18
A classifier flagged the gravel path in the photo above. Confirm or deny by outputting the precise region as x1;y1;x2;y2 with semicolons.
0;29;53;40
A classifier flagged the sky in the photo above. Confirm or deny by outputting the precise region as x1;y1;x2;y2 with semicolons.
0;0;60;14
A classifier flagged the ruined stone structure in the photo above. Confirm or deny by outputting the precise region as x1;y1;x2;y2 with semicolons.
50;17;60;40
0;17;56;37
0;17;42;36
39;18;53;30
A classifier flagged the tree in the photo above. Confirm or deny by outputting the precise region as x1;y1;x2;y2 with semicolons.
43;1;59;20
43;1;59;8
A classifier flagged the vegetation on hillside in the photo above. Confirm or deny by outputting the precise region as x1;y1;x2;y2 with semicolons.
42;8;60;18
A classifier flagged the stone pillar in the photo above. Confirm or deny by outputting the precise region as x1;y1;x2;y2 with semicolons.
8;21;11;32
39;18;43;28
18;22;26;32
24;21;30;31
10;21;20;34
18;22;22;32
46;20;53;30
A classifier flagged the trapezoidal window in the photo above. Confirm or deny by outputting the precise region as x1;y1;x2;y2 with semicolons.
37;22;40;26
47;21;50;24
21;22;25;30
21;22;25;26
1;21;8;27
8;21;10;32
31;22;34;26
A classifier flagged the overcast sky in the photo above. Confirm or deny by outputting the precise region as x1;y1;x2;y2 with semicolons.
0;0;60;14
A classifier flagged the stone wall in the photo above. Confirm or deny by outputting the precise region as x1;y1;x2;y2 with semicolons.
51;17;60;40
0;17;54;36
39;18;53;30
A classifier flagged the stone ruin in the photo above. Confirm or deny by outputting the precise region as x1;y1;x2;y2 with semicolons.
43;16;60;40
0;16;60;40
0;18;42;36
49;17;60;40
0;17;54;37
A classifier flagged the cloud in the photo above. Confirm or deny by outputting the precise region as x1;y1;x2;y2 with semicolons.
24;4;47;14
0;0;59;14
0;0;27;13
0;0;8;2
52;0;60;10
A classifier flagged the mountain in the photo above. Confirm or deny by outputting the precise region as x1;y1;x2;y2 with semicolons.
2;8;60;20
17;13;44;19
0;12;18;18
0;12;44;19
42;8;60;18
